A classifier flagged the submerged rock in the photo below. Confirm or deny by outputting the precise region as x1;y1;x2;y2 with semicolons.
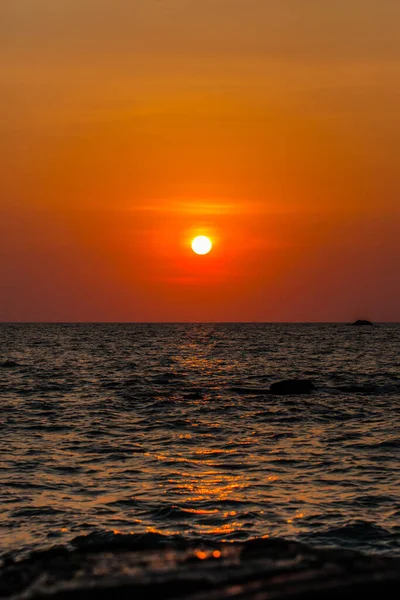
0;360;18;368
351;320;373;326
183;391;204;400
269;379;315;395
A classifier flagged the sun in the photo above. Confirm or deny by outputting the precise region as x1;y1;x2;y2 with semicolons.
191;235;212;255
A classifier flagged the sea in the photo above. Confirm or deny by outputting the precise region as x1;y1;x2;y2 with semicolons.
1;323;399;593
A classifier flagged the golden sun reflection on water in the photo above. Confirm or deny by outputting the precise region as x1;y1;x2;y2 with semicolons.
180;507;218;515
174;473;244;502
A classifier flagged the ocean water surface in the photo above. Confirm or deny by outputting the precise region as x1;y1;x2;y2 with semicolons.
1;323;399;560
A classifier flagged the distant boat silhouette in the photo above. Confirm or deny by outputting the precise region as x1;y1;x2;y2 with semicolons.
351;319;373;326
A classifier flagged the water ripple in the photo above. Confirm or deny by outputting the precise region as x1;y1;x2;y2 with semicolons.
0;323;399;558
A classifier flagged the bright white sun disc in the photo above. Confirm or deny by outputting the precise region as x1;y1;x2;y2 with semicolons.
191;235;212;255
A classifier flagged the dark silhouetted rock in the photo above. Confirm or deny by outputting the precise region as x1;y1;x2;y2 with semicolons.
183;391;204;400
0;360;18;368
269;379;315;395
351;320;373;326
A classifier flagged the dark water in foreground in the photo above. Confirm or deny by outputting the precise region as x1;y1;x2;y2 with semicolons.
1;323;399;562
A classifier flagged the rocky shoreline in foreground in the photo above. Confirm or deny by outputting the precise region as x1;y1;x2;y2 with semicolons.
1;535;399;599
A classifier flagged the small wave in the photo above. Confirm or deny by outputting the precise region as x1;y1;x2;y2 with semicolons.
311;520;396;542
196;461;249;472
353;494;398;507
373;439;400;449
229;386;271;395
11;507;65;518
328;383;400;396
153;372;187;385
347;439;400;451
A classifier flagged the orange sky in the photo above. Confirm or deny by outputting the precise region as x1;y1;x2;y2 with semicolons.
1;1;399;321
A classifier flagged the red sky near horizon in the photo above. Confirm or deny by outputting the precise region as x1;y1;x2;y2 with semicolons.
1;1;399;322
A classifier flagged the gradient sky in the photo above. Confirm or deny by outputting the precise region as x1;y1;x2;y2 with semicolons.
1;1;399;321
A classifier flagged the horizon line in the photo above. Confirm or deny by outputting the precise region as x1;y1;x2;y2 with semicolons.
0;320;398;325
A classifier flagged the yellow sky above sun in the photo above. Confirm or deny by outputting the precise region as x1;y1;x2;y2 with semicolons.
1;1;399;321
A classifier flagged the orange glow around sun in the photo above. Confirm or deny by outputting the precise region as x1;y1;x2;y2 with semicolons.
191;236;213;255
